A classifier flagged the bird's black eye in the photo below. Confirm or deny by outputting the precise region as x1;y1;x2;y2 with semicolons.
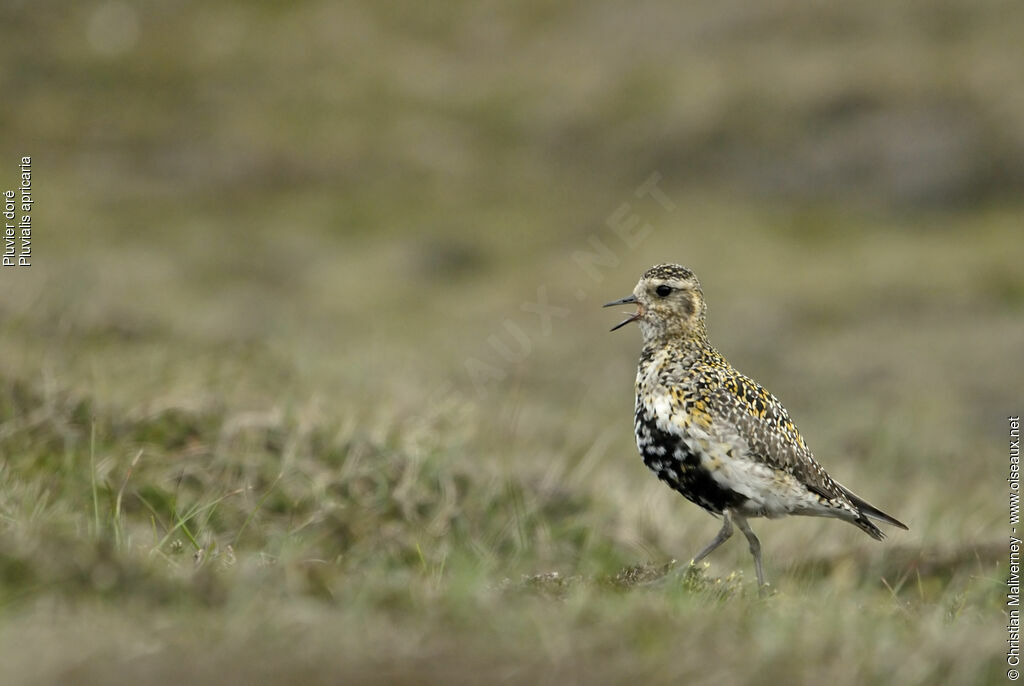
655;285;672;297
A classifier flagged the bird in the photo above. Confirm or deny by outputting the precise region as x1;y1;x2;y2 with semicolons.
604;263;907;590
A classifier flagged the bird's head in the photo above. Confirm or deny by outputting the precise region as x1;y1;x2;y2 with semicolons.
604;264;707;342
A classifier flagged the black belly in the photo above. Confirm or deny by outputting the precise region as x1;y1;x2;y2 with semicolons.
635;412;746;514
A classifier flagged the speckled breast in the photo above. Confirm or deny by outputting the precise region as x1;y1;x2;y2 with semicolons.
633;401;746;515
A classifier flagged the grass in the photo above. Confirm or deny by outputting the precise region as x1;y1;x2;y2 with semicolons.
0;0;1020;684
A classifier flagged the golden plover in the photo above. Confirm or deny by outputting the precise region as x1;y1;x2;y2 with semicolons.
605;264;907;589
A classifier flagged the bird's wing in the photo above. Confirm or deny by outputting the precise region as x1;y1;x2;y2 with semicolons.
698;368;845;503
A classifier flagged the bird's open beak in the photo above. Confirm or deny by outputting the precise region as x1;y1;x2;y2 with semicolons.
603;294;642;332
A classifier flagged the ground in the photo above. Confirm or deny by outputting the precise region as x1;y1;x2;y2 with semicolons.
0;2;1019;684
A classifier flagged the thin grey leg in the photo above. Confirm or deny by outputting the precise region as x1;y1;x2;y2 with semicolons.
733;513;767;590
691;510;733;566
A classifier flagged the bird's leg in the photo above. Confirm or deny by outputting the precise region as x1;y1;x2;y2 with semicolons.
642;511;733;588
690;510;733;566
732;513;768;594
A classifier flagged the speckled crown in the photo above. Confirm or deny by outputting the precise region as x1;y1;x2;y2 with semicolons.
642;264;698;284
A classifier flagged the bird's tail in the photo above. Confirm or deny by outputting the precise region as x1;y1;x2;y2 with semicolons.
839;485;909;541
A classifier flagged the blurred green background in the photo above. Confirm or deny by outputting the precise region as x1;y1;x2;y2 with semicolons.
0;1;1021;684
